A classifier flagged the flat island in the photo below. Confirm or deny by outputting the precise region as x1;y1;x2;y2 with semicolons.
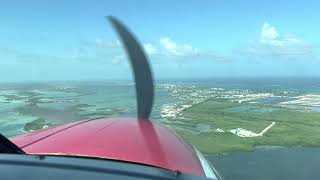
163;99;320;154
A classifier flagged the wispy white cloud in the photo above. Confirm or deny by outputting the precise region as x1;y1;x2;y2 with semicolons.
82;39;120;50
260;22;304;48
241;22;313;59
261;22;279;40
0;36;230;66
159;37;200;56
110;54;125;64
143;43;159;55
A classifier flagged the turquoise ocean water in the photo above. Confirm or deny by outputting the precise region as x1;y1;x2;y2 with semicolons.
1;78;320;179
1;77;320;136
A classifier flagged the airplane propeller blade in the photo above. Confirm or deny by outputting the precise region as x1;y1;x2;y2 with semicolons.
108;16;154;119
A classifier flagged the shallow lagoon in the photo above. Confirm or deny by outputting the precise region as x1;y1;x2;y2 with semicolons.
1;79;320;179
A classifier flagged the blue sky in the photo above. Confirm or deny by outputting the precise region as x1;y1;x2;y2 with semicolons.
0;0;319;81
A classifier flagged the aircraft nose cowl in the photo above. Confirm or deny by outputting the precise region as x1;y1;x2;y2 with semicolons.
11;117;204;176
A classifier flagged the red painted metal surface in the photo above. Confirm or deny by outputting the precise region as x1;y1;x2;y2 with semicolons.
11;118;204;176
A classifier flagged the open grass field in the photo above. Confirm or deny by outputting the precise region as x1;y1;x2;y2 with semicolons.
164;99;320;154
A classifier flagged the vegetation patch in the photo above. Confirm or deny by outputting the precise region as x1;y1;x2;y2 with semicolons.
164;99;320;154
